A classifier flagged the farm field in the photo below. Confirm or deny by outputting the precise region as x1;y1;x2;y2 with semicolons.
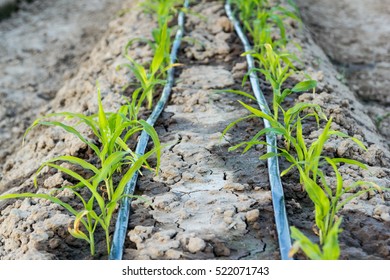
0;0;389;260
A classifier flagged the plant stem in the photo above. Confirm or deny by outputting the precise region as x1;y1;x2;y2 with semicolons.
105;228;111;254
90;231;95;256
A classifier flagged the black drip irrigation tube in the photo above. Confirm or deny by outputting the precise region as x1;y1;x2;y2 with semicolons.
225;0;293;260
109;0;189;260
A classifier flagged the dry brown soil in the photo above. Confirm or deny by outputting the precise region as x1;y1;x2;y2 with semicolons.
296;0;390;141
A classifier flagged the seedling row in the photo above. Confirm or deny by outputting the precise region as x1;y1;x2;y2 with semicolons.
1;0;187;257
224;0;387;260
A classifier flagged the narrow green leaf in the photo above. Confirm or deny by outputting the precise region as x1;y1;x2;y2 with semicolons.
214;89;256;101
238;100;277;125
46;155;99;174
291;80;317;93
114;147;160;200
0;192;78;216
331;158;367;170
45;163;105;214
290;226;323;260
93;151;127;185
96;83;110;146
222;114;256;138
280;163;297;177
328;131;367;151
322;218;342;260
30;121;100;156
139;119;161;173
259;152;278;160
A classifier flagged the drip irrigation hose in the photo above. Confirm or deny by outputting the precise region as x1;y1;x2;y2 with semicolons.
109;0;189;260
225;0;293;260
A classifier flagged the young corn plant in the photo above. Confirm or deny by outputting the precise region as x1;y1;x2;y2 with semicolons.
142;0;187;70
140;0;181;27
222;46;319;155
223;100;324;155
228;93;383;260
248;43;316;122
289;152;384;259
231;0;301;52
0;88;161;256
278;118;385;259
226;103;383;260
121;20;172;111
120;0;185;112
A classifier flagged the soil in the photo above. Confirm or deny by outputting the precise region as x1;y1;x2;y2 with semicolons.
295;0;390;141
0;0;389;260
0;0;128;186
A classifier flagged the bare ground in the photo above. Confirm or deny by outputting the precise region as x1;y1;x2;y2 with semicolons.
296;0;390;141
0;0;128;186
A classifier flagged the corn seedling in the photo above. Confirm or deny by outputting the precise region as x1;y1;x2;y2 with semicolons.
141;0;182;27
120;0;186;111
246;43;316;121
231;0;300;52
0;88;161;256
108;0;189;260
226;100;383;260
289;158;384;259
121;20;172;111
273;117;367;180
119;0;192;115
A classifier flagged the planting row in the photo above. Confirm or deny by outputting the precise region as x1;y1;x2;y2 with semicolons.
0;0;188;257
224;0;388;259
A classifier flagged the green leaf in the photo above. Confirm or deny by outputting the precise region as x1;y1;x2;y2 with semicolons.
259;152;278;160
249;127;286;145
322;218;342;260
28;121;100;156
151;21;168;75
328;131;367;151
0;192;78;216
96;83;110;146
108;120;139;153
45;163;105;214
300;171;330;231
285;103;321;119
280;163;297;177
331;158;367;170
318;169;333;197
307;117;333;179
93;151;127;185
296;117;307;159
46;155;99;174
139;119;161;173
222;114;256;138
325;157;344;197
214;89;256;101
291;80;317;93
238;100;277;126
337;182;387;211
114;147;161;200
290;226;323;260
